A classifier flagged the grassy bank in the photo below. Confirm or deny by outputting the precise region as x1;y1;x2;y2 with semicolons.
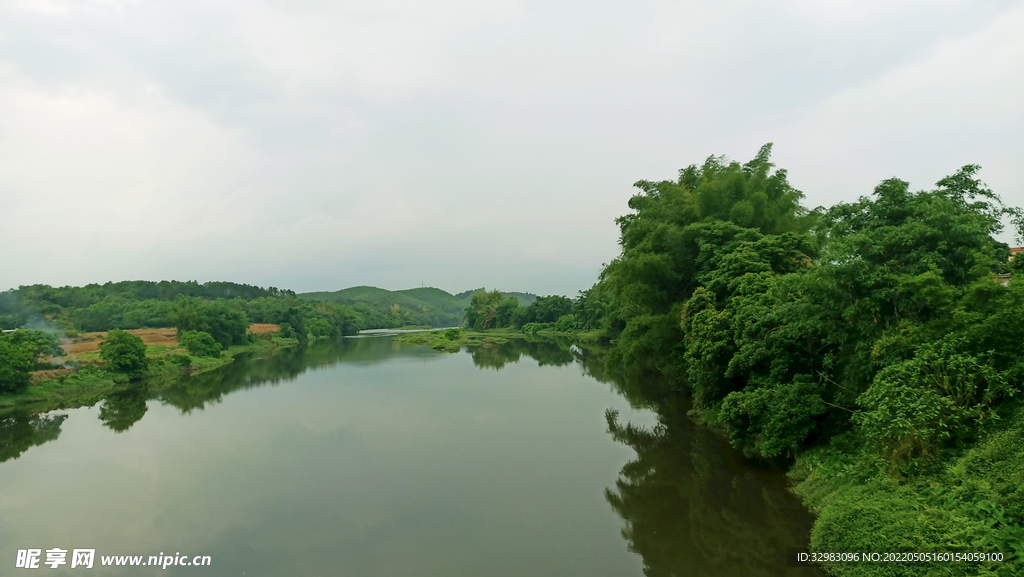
391;327;608;352
0;334;298;414
391;328;521;351
786;412;1024;577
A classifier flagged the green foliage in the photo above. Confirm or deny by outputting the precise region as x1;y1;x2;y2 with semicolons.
244;297;367;339
589;147;1024;569
168;354;192;367
168;297;250;348
0;329;64;394
597;146;818;380
514;295;573;325
298;285;466;327
1;280;293;331
179;331;223;357
719;376;827;458
797;411;1024;576
554;314;576;332
99;329;149;380
521;322;551;334
443;328;461;340
463;290;522;330
0;337;35;394
4;329;63;362
572;285;615;332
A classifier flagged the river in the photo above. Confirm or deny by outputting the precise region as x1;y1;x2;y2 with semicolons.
0;336;821;576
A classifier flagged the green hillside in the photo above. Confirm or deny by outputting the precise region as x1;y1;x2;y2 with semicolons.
302;286;541;309
299;286;545;328
300;286;432;309
394;287;468;312
298;286;466;327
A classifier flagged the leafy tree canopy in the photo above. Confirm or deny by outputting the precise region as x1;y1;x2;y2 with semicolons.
99;329;149;380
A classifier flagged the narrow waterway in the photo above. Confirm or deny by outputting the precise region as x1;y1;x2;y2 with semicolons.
0;336;821;576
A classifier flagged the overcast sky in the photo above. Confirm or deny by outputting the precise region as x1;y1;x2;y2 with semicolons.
2;0;1022;296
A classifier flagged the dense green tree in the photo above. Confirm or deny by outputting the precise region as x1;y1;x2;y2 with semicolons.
599;145;817;380
179;330;223;357
0;329;63;394
0;337;35;394
594;148;1024;468
4;329;63;365
168;297;250;347
99;329;149;380
511;295;573;326
463;290;521;330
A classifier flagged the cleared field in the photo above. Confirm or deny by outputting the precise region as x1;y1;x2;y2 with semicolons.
57;324;277;358
247;323;280;334
61;328;180;357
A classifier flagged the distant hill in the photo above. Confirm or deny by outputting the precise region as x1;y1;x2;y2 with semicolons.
394;287;468;312
298;286;468;327
300;286;542;312
299;286;447;310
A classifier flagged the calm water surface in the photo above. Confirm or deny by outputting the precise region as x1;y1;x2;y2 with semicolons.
1;337;821;576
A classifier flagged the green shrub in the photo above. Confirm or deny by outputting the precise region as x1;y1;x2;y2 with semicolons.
179;330;222;357
522;322;553;334
555;314;576;332
99;329;149;380
168;354;192;367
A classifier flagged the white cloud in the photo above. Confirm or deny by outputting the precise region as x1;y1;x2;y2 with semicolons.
0;0;1021;292
759;2;1024;223
0;71;257;283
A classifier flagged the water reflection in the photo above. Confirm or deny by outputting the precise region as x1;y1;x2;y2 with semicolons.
604;400;820;576
152;336;445;414
97;384;148;433
1;335;820;575
0;412;67;463
464;338;821;575
467;337;576;370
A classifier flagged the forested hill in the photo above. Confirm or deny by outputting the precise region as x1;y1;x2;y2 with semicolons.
0;281;293;330
0;280;475;339
299;286;463;311
298;286;540;327
0;280;551;337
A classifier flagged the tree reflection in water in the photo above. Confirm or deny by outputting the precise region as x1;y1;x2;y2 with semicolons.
98;384;149;433
464;337;821;575
1;336;821;575
0;412;67;464
604;399;821;577
467;337;576;370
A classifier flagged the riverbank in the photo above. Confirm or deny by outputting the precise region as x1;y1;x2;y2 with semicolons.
0;334;299;415
391;327;607;352
787;410;1024;577
689;401;1023;576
